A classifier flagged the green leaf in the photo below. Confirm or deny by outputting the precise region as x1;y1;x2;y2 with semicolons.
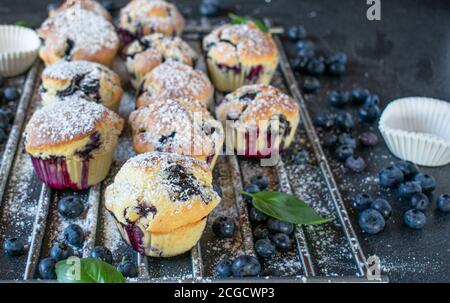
229;13;269;33
15;21;32;28
56;257;125;283
242;191;334;225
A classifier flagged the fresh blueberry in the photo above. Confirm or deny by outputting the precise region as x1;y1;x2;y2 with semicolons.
359;132;379;147
39;257;57;280
379;166;404;188
294;149;310;165
413;173;436;193
117;259;138;278
364;95;380;106
91;246;113;264
436;194;450;213
358;209;386;234
3;238;25;257
199;2;219;17
314;112;336;129
46;2;61;12
351;88;370;104
215;259;233;278
58;195;84;219
100;0;116;14
249;207;268;224
327;90;350;108
403;209;426;230
0;128;7;144
63;224;84;248
409;193;430;211
253;225;270;240
345;155;366;173
212;217;236;238
359;104;381;123
326;52;348;65
242;184;260;203
250;175;269;191
232;255;261;277
271;233;291;252
213;183;223;199
338;133;357;149
50;242;74;261
286;25;307;42
399;181;422;199
322;133;338;149
3;87;19;102
335;112;354;130
296;40;314;52
255;239;276;258
306;58;326;76
396;161;420;180
302;77;320;94
0;110;11;129
370;199;392;220
353;193;373;210
327;62;346;76
267;219;294;235
292;56;311;72
296;48;315;60
335;145;354;162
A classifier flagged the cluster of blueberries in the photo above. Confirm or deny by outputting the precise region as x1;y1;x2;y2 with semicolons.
0;78;20;144
356;160;450;234
199;0;221;17
213;176;295;278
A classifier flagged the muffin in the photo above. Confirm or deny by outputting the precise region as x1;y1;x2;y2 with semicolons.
129;97;224;168
40;61;123;112
119;0;185;39
105;152;221;257
123;33;198;89
136;61;213;109
38;7;119;66
203;21;279;92
25;98;124;190
215;84;299;157
48;0;112;21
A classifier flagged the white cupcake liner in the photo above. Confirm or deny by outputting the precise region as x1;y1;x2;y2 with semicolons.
0;25;41;77
379;97;450;167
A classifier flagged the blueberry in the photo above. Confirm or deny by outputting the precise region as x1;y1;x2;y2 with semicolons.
413;173;436;193
100;0;116;14
351;88;370;104
302;77;320;94
271;233;291;252
39;257;57;280
267;219;294;234
296;48;315;60
359;104;381;123
306;58;326;76
199;2;219;17
338;133;357;149
353;193;373;210
322;133;338;149
403;209;426;230
0;128;7;144
58;196;84;219
294;149;310;165
232;255;261;277
242;184;260;203
370;199;392;219
396;161;420;180
255;239;276;258
3;87;19;102
253;225;269;240
335;145;354;162
296;40;314;52
292;56;311;72
212;216;236;238
91;246;113;264
213;183;223;198
327;90;350;108
215;259;233;278
250;175;269;191
46;2;61;12
249;207;268;224
63;224;84;248
0;110;11;129
326;52;348;65
327;62;346;76
345;155;366;173
3;238;25;257
335;112;354;130
364;94;380;106
379;166;404;188
436;194;450;213
314;111;336;129
358;209;386;234
286;25;307;42
117;259;138;278
359;132;379;147
409;193;430;211
50;242;74;261
399;181;422;199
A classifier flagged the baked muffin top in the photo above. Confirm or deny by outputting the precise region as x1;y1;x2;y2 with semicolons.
42;60;119;82
49;0;112;21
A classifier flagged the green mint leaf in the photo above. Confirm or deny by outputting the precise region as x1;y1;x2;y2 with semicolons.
15;21;32;28
56;257;125;283
229;13;269;33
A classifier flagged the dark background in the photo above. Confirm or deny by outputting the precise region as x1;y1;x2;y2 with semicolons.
1;0;450;282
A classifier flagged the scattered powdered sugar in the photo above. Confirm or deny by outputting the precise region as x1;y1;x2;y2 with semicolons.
42;60;104;80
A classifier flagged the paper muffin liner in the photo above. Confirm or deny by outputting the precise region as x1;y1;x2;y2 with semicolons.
379;97;450;167
0;25;40;77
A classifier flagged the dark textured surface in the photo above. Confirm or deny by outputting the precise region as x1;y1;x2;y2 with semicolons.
1;0;450;282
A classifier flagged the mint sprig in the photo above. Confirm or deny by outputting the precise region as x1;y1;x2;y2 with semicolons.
229;13;269;33
56;257;125;283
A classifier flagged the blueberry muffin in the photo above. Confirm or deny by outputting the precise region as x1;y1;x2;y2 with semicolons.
203;22;279;92
49;0;112;21
38;7;119;66
124;33;198;89
40;61;123;112
119;0;185;39
25;98;124;190
105;152;221;257
137;61;213;109
215;85;299;157
129;97;224;168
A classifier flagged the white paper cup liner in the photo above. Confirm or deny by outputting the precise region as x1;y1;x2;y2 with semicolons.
0;25;41;77
379;97;450;167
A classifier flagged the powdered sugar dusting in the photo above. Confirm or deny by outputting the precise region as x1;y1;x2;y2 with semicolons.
42;60;104;80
